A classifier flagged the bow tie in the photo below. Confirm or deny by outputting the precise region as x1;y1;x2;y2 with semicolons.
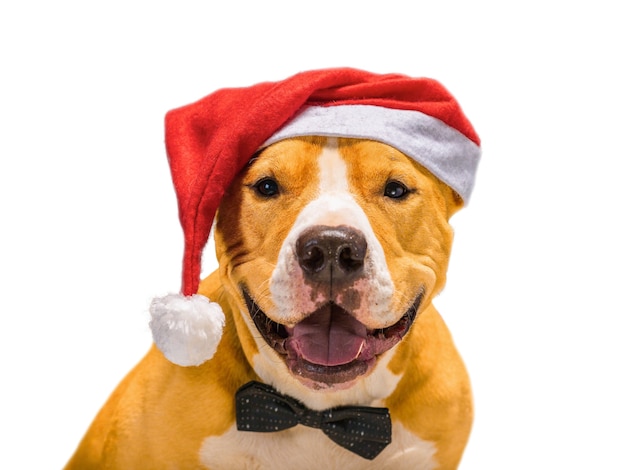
235;381;392;460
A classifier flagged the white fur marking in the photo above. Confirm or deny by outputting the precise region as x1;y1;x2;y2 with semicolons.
199;422;437;469
318;137;348;192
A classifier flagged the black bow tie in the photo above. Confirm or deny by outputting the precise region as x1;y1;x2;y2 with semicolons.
235;381;392;460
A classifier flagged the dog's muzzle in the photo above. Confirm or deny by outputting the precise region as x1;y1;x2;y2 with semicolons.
242;224;422;387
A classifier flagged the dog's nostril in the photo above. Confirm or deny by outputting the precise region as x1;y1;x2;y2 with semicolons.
296;225;367;282
338;245;364;272
301;245;326;273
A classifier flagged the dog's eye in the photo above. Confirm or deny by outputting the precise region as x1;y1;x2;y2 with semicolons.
384;181;409;199
254;178;280;197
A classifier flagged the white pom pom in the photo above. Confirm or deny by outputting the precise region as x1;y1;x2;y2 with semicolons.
149;294;225;367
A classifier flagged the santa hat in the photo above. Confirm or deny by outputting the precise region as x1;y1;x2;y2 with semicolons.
149;67;481;367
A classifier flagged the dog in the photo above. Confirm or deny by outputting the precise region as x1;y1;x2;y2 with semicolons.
65;68;481;469
65;135;473;469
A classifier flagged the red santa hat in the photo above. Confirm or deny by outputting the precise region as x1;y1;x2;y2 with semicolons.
149;67;481;367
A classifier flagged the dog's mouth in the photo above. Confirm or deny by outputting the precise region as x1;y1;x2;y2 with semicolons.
243;289;423;387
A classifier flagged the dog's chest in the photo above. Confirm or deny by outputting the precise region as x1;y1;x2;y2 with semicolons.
199;422;438;469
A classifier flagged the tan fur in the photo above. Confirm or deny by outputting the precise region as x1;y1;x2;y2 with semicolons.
65;137;472;469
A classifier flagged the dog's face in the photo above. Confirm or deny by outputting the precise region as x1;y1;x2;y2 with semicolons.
214;136;461;404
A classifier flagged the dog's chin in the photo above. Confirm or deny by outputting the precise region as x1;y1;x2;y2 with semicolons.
242;289;423;389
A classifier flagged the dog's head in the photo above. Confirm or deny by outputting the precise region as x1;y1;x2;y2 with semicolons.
152;70;480;406
213;136;462;403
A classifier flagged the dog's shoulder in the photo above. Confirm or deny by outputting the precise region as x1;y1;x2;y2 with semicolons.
66;272;256;469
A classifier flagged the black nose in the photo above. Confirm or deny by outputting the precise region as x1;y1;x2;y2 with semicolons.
295;225;367;283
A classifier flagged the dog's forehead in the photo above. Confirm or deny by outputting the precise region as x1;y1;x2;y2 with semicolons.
337;139;426;177
249;136;326;170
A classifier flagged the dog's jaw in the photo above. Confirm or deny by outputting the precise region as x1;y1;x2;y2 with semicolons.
243;289;422;389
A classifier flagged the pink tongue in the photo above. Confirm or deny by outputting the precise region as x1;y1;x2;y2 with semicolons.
287;305;367;366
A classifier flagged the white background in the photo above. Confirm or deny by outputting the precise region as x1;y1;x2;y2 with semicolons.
1;1;624;469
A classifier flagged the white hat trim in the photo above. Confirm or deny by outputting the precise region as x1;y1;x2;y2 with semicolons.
263;104;481;202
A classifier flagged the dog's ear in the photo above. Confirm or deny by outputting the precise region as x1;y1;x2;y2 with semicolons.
444;185;464;218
